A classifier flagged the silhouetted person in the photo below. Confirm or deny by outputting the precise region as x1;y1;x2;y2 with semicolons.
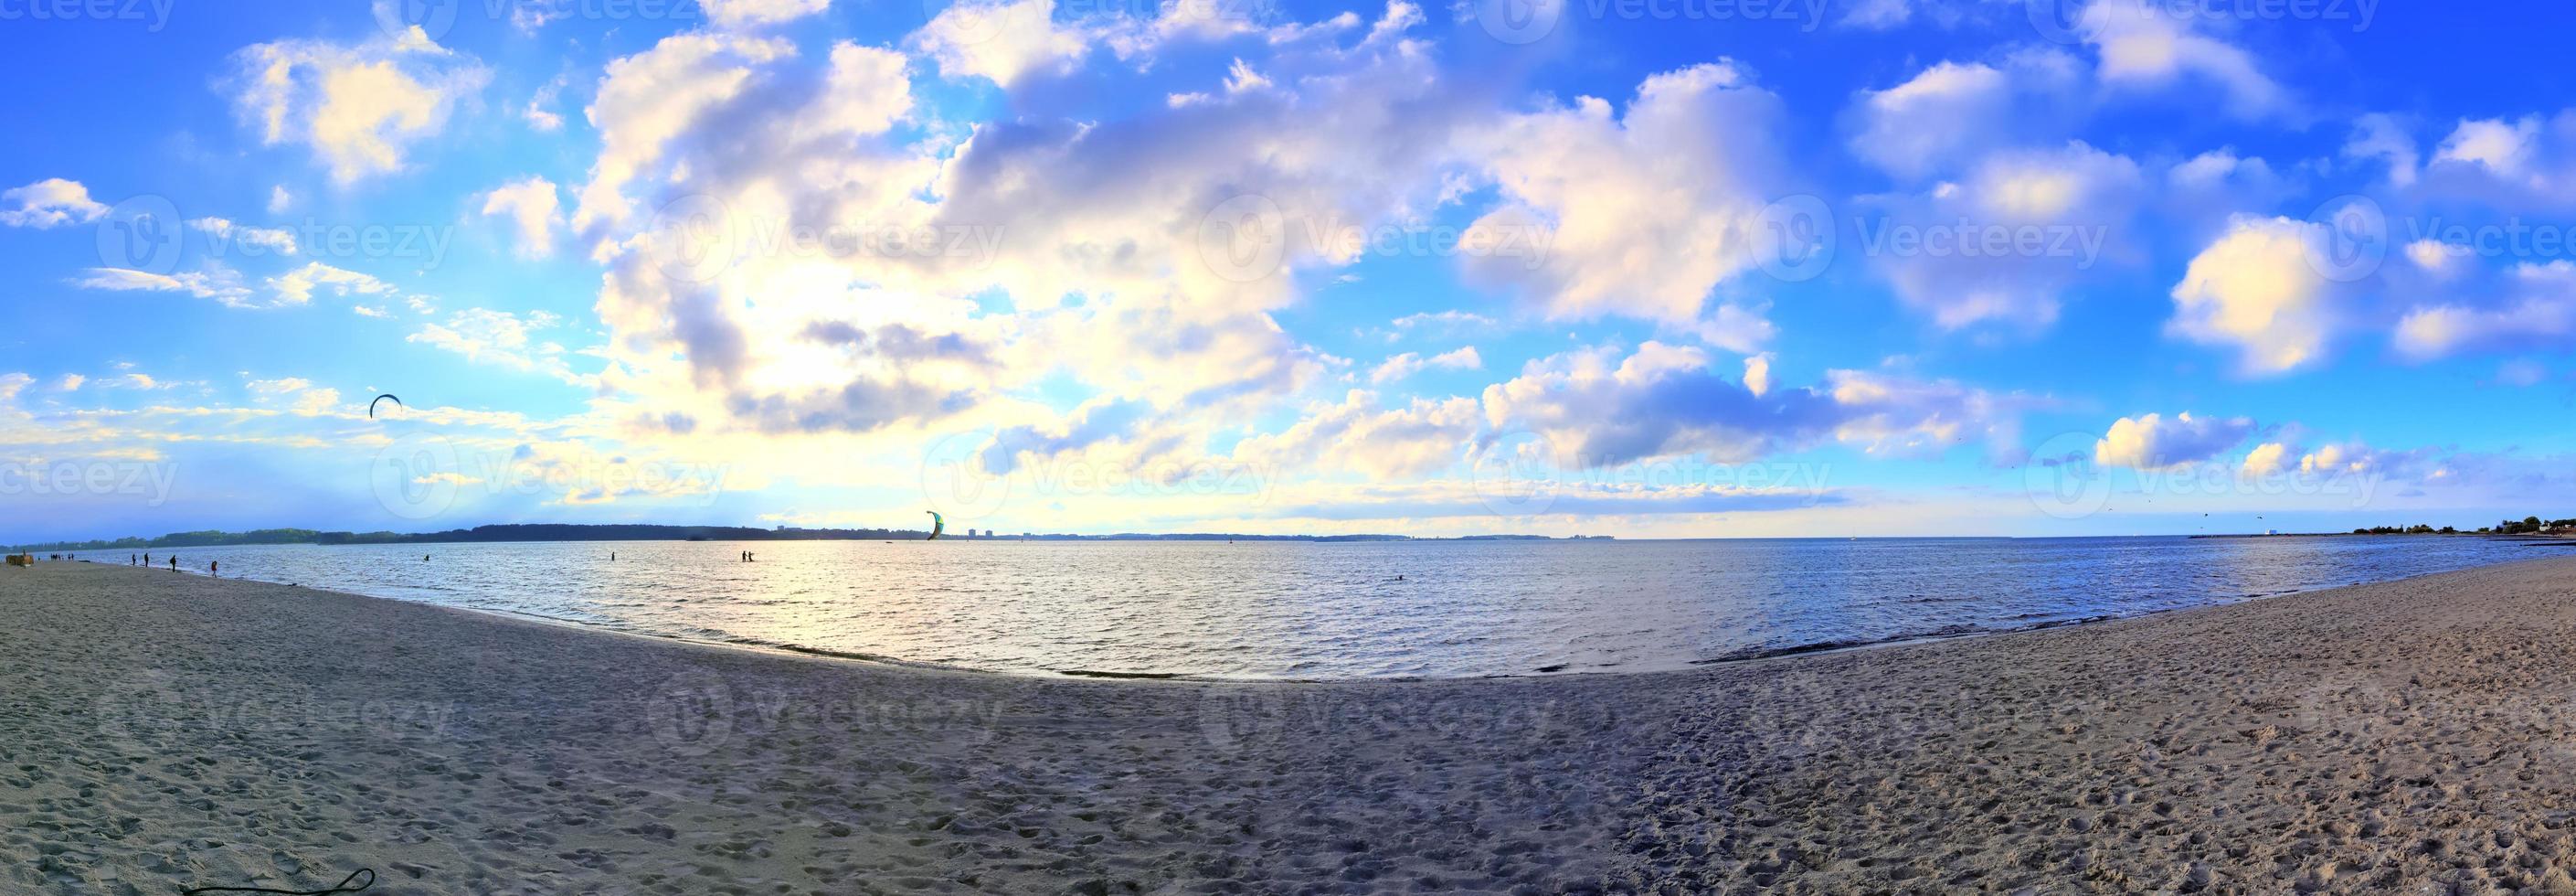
210;560;218;577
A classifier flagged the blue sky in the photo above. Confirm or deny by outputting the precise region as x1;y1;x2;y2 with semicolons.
4;0;2575;542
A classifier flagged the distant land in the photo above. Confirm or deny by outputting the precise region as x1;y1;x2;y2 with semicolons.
14;524;1617;552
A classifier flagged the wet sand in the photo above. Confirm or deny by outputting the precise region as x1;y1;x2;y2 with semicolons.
6;558;2576;893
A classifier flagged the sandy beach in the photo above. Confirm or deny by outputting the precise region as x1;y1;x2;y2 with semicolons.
9;558;2576;893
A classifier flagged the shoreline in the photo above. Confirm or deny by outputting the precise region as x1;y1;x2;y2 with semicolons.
72;541;2563;684
16;558;2576;891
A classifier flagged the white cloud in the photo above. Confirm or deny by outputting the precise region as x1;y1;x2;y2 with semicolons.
2077;0;2285;117
57;374;86;392
1369;346;1481;383
2393;261;2576;360
1863;141;2142;330
247;377;342;414
2433;116;2539;176
2094;411;2255;470
703;0;832;28
2168;215;2348;375
227;27;491;183
408;308;592;386
268;185;293;212
1232;389;1481;479
2240;441;2290;477
909;0;1089;88
1847;51;2081;181
2341;112;2420;188
478;176;563;259
73;267;259;307
187;217;298;255
266;261;399;306
0;177;109;229
571;32;795;234
1461;61;1786;323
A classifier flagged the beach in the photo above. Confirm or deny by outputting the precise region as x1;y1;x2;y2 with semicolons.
8;558;2576;893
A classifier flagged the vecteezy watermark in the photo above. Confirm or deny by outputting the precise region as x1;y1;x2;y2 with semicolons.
2400;218;2576;263
1197;687;1576;753
644;193;1005;284
0;0;177;30
1851;218;2112;269
93;668;463;757
918;430;1274;527
2303;194;2388;283
643;670;1011;757
94;194;184;275
1469;431;1836;517
376;0;711;40
1463;0;1830;44
924;0;1256;44
1195;193;1553;283
0;459;178;507
196;217;460;267
370;433;731;520
2026;0;2380;45
2021;431;2386;521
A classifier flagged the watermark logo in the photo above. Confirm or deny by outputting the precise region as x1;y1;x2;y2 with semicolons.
370;432;463;520
1472;430;1563;516
647;193;738;284
94;193;183;275
375;0;460;40
0;0;179;30
2023;431;2113;520
92;668;191;756
1469;0;1564;44
0;459;178;507
1754;194;1836;283
2305;194;2386;283
918;430;1014;523
1197;688;1292;752
1197;193;1288;283
645;669;736;757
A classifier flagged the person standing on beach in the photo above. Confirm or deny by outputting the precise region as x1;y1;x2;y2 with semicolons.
168;556;177;571
210;560;217;578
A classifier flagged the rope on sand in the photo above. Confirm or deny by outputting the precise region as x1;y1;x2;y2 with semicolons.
182;868;374;895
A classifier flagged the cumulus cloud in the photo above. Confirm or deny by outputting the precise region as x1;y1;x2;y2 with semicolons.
187;217;298;255
0;177;109;228
909;0;1090;88
1861;141;2142;330
478;176;563;259
72;267;258;307
246;377;343;413
570;32;795;234
2393;261;2576;360
267;261;399;306
1460;61;1786;323
226;27;490;182
2093;411;2255;470
2168;215;2348;375
1475;343;2032;469
1847;51;2082;181
1231;390;1481;480
1369;347;1481;383
2240;440;2291;477
408;308;592;386
702;0;832;28
2077;0;2285;117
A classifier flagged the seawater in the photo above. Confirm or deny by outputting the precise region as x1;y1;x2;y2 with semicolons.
156;536;2555;679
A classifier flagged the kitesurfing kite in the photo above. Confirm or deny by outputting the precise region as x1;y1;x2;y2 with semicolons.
368;394;403;419
925;511;944;540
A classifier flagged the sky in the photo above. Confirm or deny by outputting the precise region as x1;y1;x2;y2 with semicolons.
3;0;2574;543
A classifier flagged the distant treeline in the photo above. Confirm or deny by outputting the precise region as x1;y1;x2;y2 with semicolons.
2353;516;2576;536
16;524;1587;551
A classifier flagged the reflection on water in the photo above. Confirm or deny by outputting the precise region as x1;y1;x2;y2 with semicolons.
168;536;2549;679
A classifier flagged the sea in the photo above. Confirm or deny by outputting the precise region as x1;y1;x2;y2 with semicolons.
142;536;2558;679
